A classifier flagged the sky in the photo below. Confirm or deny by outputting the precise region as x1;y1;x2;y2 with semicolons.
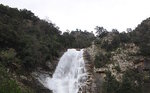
1;0;150;32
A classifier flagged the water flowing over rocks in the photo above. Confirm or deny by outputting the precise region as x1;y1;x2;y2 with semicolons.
38;49;88;93
36;47;106;93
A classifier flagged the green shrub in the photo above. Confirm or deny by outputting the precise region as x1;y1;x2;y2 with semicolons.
102;71;120;93
103;69;143;93
0;48;19;66
94;52;110;68
0;65;33;93
101;36;120;51
119;69;143;93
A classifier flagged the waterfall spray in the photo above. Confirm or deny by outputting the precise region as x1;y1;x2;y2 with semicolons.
41;49;87;93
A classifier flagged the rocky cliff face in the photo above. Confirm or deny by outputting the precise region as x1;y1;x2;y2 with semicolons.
83;47;106;93
84;42;150;93
82;50;94;93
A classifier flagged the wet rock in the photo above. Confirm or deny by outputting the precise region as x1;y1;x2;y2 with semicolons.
45;61;54;70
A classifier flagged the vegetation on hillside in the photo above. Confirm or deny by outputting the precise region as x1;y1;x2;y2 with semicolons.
0;4;94;93
0;65;33;93
131;18;150;56
93;17;150;93
0;4;94;70
103;69;142;93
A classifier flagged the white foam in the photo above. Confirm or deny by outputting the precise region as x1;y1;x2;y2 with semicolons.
44;49;87;93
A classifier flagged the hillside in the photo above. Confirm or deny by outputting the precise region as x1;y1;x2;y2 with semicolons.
0;4;150;93
0;4;94;93
85;19;150;93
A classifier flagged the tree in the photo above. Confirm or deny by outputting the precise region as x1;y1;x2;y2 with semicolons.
103;71;120;93
95;26;108;37
112;29;119;34
126;28;132;33
94;52;110;68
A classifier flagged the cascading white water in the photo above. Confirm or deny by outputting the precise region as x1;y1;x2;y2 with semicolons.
42;49;87;93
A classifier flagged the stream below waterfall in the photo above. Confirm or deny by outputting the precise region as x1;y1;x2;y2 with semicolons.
39;49;87;93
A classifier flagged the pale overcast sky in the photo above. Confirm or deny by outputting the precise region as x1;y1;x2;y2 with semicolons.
1;0;150;32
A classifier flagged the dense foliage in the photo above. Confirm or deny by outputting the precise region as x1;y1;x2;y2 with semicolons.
95;17;150;56
95;29;131;52
0;4;62;70
62;29;95;48
0;4;94;70
103;69;142;93
130;18;150;56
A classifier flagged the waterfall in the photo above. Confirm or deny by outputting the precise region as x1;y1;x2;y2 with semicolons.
40;49;87;93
